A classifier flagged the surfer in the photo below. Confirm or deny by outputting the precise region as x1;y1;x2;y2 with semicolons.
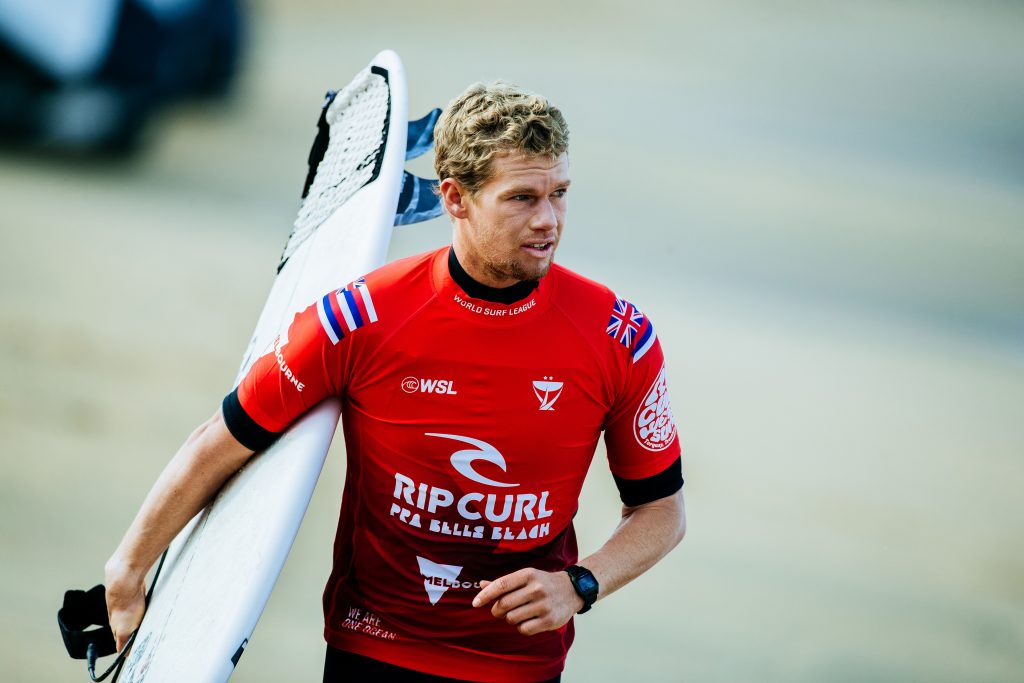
105;82;686;682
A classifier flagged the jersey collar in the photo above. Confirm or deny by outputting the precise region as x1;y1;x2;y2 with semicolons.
432;247;553;324
446;247;538;304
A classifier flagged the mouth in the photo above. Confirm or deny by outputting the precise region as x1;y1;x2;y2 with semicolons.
522;241;554;257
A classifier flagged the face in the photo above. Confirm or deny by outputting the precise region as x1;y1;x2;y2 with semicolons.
446;152;570;288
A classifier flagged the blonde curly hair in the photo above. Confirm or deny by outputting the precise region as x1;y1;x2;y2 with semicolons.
434;82;569;196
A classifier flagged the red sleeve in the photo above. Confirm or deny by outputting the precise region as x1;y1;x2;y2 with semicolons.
229;288;355;440
603;323;681;481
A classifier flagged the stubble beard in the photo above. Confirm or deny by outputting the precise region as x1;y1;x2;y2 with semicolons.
483;249;555;285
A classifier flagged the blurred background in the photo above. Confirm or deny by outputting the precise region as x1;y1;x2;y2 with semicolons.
2;0;1022;681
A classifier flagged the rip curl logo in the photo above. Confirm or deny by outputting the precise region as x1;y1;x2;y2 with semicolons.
532;377;563;411
390;434;553;542
634;365;677;451
425;433;518;488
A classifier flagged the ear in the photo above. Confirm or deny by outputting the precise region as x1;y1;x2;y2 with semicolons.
439;178;470;220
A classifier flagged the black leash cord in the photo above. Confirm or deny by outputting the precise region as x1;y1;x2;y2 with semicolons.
87;549;168;682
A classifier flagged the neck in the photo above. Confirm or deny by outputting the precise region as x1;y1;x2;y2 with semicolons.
448;247;537;304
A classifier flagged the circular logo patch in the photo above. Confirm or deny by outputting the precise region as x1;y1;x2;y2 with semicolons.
634;365;677;452
401;377;420;394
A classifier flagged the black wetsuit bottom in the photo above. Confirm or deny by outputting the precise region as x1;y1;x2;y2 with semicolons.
323;646;562;683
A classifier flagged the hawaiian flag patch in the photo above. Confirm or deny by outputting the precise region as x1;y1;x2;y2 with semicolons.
607;296;657;363
316;276;379;344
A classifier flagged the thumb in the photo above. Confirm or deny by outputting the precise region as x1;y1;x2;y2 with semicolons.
114;628;128;653
112;619;137;653
110;604;145;652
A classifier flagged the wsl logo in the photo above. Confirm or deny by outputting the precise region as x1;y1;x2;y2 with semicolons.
402;377;458;395
532;377;563;411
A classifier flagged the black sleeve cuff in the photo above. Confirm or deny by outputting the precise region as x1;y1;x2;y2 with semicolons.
613;456;683;507
221;389;281;452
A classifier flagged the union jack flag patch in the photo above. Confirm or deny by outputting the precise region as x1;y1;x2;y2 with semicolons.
607;296;657;363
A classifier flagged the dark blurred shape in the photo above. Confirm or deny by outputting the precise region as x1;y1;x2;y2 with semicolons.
0;0;244;155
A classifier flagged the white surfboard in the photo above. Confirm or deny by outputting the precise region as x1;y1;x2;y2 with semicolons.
119;50;418;683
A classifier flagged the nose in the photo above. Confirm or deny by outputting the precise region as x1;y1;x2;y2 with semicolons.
530;198;558;232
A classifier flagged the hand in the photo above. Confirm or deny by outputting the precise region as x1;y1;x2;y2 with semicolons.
104;557;147;652
472;568;585;636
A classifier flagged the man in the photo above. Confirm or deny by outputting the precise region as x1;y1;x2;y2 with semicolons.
105;82;685;682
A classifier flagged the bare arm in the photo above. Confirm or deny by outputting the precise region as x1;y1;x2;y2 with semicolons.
104;408;254;649
473;488;686;635
577;487;686;601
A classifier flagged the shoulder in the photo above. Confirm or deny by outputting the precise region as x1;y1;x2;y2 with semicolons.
318;248;441;343
356;247;442;313
363;247;441;289
550;263;659;362
549;262;616;304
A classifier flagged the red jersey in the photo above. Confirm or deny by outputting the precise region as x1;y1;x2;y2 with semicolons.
226;247;681;682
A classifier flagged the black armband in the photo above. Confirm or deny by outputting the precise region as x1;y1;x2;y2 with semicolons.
613;456;683;507
221;388;281;452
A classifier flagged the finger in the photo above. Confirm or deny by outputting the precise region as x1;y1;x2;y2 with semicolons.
515;615;549;636
114;617;142;653
502;599;547;627
109;606;145;651
111;621;132;652
490;584;542;619
472;569;532;608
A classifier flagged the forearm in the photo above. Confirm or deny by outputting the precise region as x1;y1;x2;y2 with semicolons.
105;409;253;581
578;489;686;603
472;489;685;634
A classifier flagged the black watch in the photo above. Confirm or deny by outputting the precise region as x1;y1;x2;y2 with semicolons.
564;565;599;614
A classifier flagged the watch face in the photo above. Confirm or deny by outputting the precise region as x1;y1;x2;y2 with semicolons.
576;572;598;595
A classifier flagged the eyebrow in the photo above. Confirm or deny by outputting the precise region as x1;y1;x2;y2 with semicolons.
502;180;572;195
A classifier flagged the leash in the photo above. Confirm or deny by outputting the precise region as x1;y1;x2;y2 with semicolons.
58;549;167;682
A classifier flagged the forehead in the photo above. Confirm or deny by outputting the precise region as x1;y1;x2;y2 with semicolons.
484;152;570;189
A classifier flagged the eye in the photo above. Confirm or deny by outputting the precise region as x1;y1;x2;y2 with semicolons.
552;188;568;198
510;194;531;201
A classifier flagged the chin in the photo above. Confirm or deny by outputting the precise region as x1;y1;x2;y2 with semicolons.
485;252;555;285
512;260;552;283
